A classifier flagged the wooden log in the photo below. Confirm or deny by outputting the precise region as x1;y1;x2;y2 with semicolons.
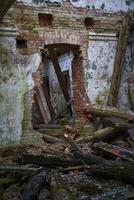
85;104;134;121
43;135;65;144
93;142;134;162
19;151;105;167
0;166;42;174
107;16;129;106
76;127;119;143
86;160;134;184
22;170;49;200
103;117;134;129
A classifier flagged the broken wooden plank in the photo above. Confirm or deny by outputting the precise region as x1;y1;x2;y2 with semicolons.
107;16;129;106
33;93;44;123
48;47;70;102
85;104;134;121
86;160;134;184
37;86;51;122
103;117;134;129
42;82;56;120
93;142;134;162
34;93;48;124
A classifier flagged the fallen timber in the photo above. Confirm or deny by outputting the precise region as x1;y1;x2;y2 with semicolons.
18;154;134;185
22;170;49;200
107;15;129;106
76;127;122;143
17;134;134;185
85;104;134;121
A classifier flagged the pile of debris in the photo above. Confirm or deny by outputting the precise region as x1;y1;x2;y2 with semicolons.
0;105;134;200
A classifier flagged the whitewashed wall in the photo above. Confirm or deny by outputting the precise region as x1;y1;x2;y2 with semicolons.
17;0;134;11
85;32;117;105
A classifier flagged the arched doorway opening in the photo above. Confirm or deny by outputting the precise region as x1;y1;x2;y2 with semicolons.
32;43;88;130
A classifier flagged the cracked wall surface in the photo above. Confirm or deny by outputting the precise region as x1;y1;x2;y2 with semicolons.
86;34;117;105
0;0;134;146
0;27;41;146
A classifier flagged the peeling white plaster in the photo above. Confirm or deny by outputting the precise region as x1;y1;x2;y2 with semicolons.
17;0;134;11
0;27;41;146
86;33;117;105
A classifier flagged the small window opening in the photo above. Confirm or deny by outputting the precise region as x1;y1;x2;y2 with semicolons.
16;39;27;49
38;13;53;27
84;17;95;29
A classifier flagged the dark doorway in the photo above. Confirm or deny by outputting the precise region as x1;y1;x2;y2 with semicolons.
32;43;80;129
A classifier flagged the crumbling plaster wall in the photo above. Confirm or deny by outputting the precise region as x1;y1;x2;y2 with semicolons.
0;0;133;146
18;0;134;12
71;0;134;12
86;31;134;109
15;0;134;110
86;33;117;105
0;27;41;146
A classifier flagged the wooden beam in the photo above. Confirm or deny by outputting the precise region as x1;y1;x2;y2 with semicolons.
107;16;129;106
37;86;51;123
34;89;48;124
42;82;56;120
0;0;16;19
48;47;70;102
34;93;44;123
85;104;134;121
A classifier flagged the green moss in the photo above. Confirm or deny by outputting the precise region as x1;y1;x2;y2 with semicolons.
0;93;3;101
0;177;16;185
95;96;104;105
95;89;110;105
79;182;102;195
0;46;8;65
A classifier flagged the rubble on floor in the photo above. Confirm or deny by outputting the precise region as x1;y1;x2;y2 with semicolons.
0;108;134;200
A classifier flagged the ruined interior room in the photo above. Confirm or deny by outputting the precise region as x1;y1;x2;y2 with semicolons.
0;0;134;199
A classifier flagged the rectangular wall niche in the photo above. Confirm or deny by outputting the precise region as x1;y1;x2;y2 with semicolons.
16;39;27;49
38;13;53;27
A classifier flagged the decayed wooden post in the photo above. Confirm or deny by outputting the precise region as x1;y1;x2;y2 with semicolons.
107;15;129;107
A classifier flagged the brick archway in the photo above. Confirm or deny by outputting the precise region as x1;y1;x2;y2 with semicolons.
43;43;89;121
